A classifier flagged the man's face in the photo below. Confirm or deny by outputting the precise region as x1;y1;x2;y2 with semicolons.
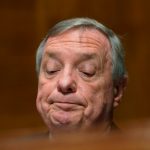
36;28;114;133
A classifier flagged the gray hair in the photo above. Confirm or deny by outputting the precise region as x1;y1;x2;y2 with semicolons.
36;17;126;82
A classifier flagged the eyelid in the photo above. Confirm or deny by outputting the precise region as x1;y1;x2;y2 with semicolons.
78;67;96;78
46;64;61;72
45;68;61;78
46;69;60;74
46;57;62;68
44;59;62;77
82;71;95;77
78;63;96;71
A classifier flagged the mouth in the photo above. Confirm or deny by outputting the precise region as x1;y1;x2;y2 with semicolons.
50;101;84;111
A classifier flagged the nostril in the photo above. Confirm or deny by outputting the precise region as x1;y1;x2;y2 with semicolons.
68;87;73;92
68;85;76;93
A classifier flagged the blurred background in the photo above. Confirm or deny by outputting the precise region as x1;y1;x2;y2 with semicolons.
0;0;150;133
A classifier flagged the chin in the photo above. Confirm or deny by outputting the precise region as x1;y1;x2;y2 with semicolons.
47;121;83;134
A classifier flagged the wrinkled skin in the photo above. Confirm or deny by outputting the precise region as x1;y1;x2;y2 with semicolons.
36;28;123;134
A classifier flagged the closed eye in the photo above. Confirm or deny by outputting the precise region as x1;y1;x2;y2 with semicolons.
46;70;60;75
81;71;95;77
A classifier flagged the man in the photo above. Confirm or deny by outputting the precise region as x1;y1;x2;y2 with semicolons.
35;18;127;136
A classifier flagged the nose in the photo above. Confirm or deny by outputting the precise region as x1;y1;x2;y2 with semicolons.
57;71;77;94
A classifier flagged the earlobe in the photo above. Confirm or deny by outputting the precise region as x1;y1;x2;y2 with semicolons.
113;87;123;108
113;75;128;108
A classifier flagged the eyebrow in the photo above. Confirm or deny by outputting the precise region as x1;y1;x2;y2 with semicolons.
46;51;60;60
78;53;98;61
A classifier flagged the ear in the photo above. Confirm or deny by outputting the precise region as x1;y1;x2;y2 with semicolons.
113;75;128;108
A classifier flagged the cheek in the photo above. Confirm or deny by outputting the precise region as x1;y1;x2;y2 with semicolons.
36;77;56;113
80;79;113;120
86;84;104;112
38;75;57;98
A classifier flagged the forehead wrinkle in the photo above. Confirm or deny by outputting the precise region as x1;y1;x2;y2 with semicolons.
46;28;111;52
45;46;110;71
46;39;109;55
78;28;111;51
78;34;109;50
44;28;112;66
55;41;102;50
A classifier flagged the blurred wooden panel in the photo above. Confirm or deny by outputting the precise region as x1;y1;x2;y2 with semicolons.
0;0;150;132
1;121;150;150
0;0;44;131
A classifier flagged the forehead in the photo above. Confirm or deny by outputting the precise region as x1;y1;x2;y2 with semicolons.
44;28;111;56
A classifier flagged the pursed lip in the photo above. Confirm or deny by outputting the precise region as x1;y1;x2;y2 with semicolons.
51;102;84;111
48;95;87;109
